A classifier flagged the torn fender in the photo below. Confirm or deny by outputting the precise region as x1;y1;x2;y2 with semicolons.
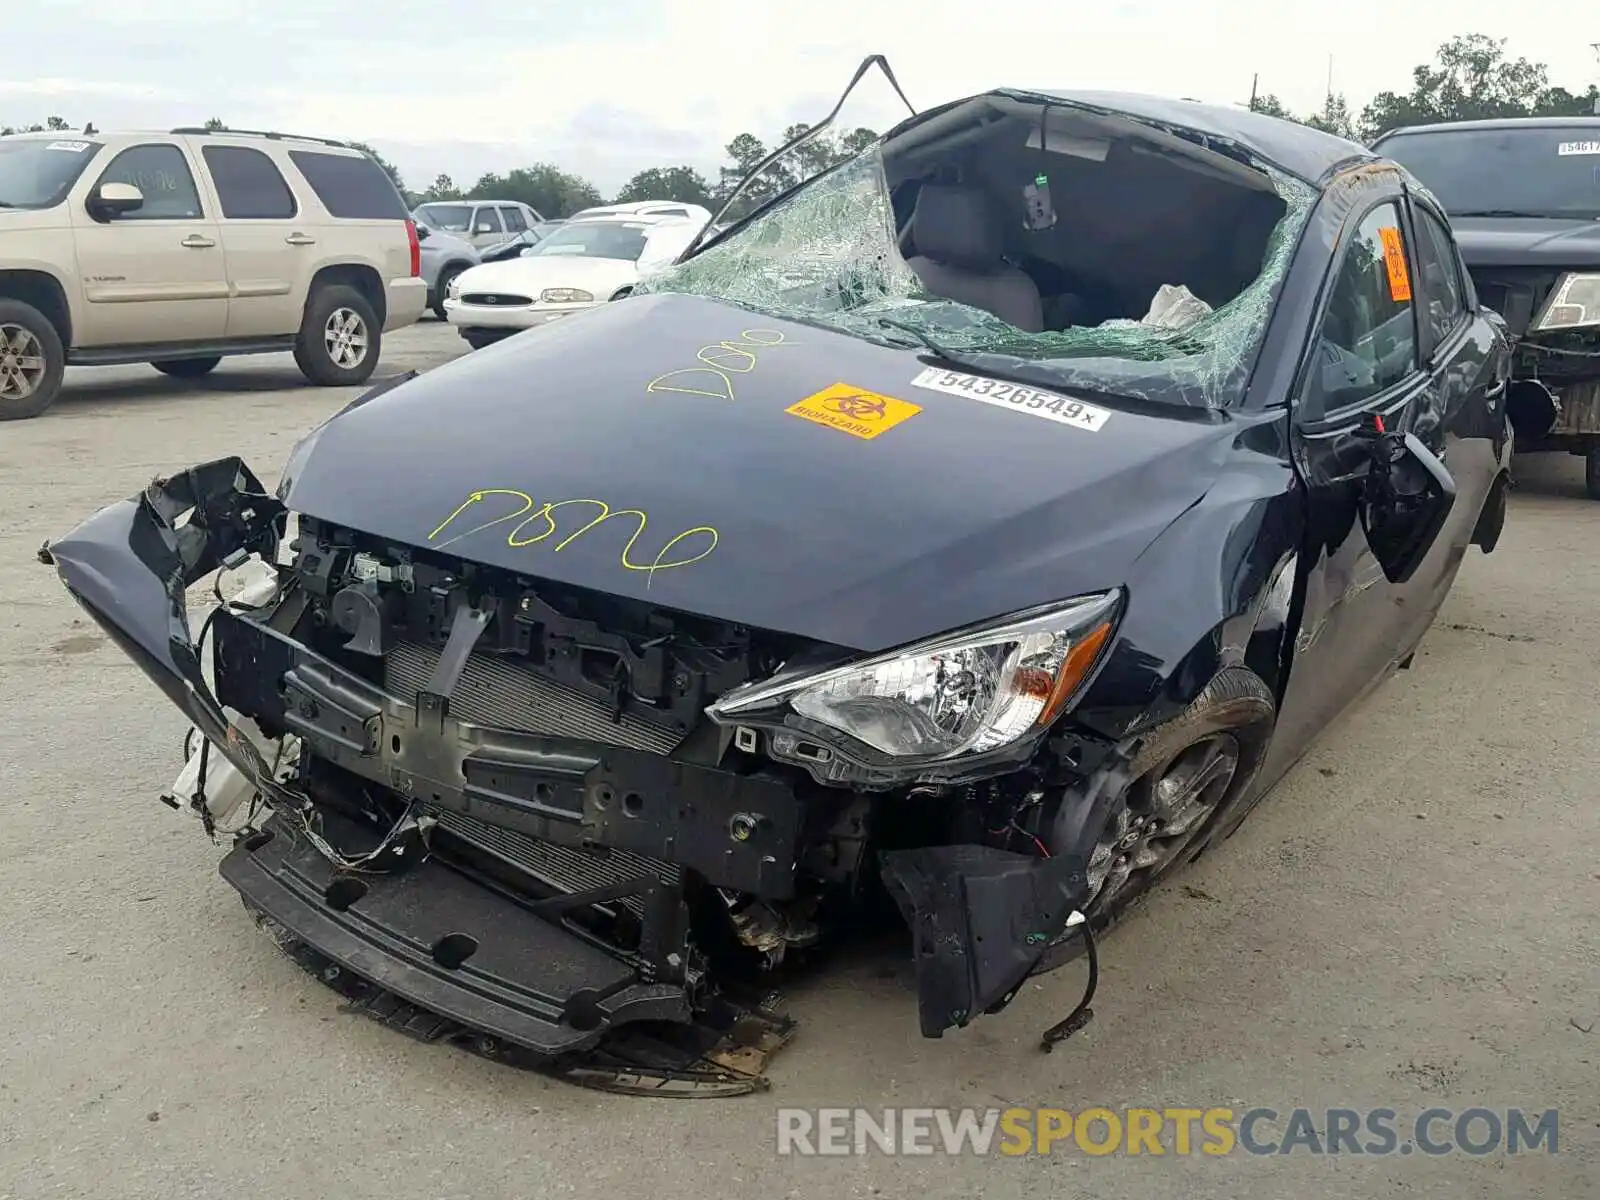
879;845;1088;1038
40;457;287;777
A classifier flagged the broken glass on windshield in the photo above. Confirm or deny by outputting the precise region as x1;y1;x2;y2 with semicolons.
639;108;1317;409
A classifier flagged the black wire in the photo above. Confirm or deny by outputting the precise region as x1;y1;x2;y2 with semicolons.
1039;919;1098;1051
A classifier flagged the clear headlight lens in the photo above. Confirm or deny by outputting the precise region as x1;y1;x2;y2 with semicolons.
541;287;594;303
709;592;1120;761
1532;273;1600;332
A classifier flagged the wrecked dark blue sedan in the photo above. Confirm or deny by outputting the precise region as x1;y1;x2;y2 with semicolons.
42;78;1512;1093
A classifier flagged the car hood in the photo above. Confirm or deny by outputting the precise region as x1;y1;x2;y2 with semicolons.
279;293;1236;652
455;255;638;296
1450;216;1600;270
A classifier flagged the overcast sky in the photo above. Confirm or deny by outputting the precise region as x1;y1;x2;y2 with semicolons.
5;2;1598;195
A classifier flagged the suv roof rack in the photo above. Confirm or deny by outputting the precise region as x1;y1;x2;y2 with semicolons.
171;126;354;149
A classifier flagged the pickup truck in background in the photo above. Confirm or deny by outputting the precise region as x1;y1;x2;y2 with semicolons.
1373;116;1600;497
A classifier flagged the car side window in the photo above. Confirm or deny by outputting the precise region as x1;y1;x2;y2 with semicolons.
474;206;503;234
94;143;204;221
1409;203;1467;348
201;145;297;219
502;205;527;233
1302;200;1418;420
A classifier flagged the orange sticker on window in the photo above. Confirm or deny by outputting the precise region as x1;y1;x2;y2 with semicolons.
1378;226;1412;302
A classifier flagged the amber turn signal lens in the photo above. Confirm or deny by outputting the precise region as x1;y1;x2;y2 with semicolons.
1036;620;1113;727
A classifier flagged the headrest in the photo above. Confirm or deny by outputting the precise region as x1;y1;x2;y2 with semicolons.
909;184;1004;269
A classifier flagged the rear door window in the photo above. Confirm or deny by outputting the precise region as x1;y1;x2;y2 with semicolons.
286;149;407;219
93;143;204;220
474;206;504;234
502;205;527;232
1407;202;1468;348
201;145;297;219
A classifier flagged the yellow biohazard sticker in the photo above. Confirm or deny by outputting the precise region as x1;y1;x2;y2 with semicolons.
785;383;921;440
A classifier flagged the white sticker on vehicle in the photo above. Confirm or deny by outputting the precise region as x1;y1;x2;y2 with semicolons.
909;367;1111;431
45;140;91;153
1557;140;1600;156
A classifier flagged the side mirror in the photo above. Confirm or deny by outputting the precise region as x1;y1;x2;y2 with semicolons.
1358;427;1457;584
476;223;496;234
415;224;432;241
90;181;144;220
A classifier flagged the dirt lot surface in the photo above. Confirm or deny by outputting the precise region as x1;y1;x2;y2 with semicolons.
1;321;1595;1199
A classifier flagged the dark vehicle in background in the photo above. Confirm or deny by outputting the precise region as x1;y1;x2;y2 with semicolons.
43;82;1512;1089
477;218;567;264
1373;117;1600;496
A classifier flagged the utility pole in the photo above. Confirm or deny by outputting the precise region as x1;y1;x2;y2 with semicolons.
1248;73;1259;112
1592;43;1600;113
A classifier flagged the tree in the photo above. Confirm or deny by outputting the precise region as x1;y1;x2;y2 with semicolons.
203;117;225;131
1;115;70;135
1249;93;1297;120
421;174;462;203
1359;34;1561;139
711;124;878;218
1304;93;1357;141
613;165;713;208
467;164;601;217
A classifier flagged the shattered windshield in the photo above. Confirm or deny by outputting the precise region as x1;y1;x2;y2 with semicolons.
638;148;1317;408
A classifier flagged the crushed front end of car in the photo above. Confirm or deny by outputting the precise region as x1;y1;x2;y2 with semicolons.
41;451;1109;1090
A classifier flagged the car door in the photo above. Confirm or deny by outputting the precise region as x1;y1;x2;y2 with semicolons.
69;140;228;347
500;204;528;240
196;143;310;338
1387;190;1508;651
1267;195;1455;769
470;204;504;248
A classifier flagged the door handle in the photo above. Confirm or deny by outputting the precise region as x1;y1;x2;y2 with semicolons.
285;233;317;246
181;234;216;249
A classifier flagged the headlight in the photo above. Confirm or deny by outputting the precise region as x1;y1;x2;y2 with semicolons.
709;591;1120;764
541;287;594;303
1531;273;1600;332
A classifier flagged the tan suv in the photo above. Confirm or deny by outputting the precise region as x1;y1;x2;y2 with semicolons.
0;127;428;420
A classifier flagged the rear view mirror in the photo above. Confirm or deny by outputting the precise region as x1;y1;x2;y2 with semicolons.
90;181;144;220
415;224;432;241
477;223;495;234
1359;429;1457;584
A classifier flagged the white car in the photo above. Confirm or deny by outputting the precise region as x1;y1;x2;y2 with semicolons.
568;201;714;225
443;213;702;348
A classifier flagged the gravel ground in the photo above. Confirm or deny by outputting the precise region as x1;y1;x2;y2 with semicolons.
1;320;1595;1199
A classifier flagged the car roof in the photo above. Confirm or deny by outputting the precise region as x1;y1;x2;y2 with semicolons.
1372;115;1600;142
1;128;365;154
997;88;1372;185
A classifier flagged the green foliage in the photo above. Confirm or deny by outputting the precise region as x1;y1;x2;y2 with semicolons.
615;165;714;208
464;164;603;218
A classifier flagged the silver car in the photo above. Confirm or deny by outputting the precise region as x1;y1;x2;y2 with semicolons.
414;226;480;321
411;200;546;249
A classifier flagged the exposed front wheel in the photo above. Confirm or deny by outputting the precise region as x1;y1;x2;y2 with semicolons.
1074;668;1277;929
152;356;222;379
0;299;66;421
294;284;381;386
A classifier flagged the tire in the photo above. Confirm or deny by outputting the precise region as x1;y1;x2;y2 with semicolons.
1586;448;1600;501
462;332;498;351
0;298;67;421
1063;668;1278;933
431;265;465;321
152;356;222;379
294;284;381;387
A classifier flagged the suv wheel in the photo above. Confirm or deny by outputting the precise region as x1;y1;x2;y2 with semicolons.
294;284;381;386
0;299;66;421
1587;448;1600;502
152;356;222;379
